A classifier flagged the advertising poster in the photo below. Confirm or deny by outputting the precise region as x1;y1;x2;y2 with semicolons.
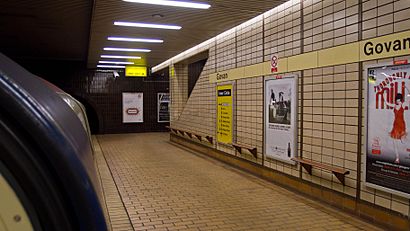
122;92;143;123
366;63;410;197
217;85;233;144
158;93;170;123
264;76;297;163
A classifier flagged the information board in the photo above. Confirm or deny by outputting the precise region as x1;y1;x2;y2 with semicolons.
126;66;147;77
217;85;233;144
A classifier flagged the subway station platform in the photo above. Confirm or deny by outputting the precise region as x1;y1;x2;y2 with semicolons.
93;133;381;231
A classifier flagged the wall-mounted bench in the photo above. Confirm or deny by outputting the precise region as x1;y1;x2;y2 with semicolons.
167;126;213;144
232;142;257;159
291;157;350;185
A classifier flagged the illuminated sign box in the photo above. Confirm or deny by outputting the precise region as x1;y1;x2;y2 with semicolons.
126;66;147;77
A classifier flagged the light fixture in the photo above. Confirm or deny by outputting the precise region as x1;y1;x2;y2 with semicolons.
123;0;210;9
100;55;141;59
108;36;163;43
104;47;151;52
114;21;181;30
152;14;164;18
97;65;126;69
99;61;134;65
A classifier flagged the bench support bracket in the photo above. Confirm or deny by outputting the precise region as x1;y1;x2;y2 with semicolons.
300;163;312;175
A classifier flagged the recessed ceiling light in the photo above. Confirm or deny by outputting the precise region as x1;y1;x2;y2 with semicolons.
97;65;126;69
104;47;151;52
114;21;181;30
108;36;163;43
99;61;134;65
101;55;141;59
123;0;210;9
152;14;164;18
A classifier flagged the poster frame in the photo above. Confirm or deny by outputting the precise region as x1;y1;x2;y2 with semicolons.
263;74;298;165
122;92;144;123
157;92;170;123
364;60;410;199
215;81;235;145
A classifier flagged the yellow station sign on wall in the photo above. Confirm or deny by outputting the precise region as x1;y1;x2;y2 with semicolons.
217;85;233;144
126;66;147;77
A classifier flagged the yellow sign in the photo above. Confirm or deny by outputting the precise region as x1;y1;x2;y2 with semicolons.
126;66;147;77
217;85;233;144
170;66;175;78
360;30;410;60
209;30;410;83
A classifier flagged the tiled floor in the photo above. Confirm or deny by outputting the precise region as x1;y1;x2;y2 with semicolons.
94;133;382;231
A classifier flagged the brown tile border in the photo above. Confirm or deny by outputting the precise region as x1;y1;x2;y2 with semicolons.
170;133;410;231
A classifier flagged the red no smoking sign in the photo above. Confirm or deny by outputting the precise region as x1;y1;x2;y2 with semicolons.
271;55;278;73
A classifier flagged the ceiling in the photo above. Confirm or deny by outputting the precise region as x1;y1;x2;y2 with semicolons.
0;0;92;62
1;0;287;70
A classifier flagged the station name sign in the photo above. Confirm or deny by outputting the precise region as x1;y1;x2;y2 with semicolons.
359;31;410;60
216;72;228;80
363;37;410;56
208;30;410;83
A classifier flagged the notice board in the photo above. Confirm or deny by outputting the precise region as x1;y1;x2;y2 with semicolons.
217;85;233;144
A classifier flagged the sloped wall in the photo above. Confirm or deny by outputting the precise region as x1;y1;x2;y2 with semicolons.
169;0;410;222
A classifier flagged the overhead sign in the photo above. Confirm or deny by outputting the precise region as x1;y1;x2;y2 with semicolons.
122;92;143;123
126;66;147;77
366;63;410;198
217;85;233;144
264;76;297;164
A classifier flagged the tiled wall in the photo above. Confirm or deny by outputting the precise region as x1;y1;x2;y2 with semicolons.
169;0;410;217
264;0;302;60
170;60;216;137
170;64;188;122
50;69;169;134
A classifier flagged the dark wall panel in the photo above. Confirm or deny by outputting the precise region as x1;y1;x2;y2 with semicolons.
188;59;207;97
46;69;169;134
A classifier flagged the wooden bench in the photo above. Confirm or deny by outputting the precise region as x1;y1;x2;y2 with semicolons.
232;142;257;159
167;127;214;144
291;157;350;185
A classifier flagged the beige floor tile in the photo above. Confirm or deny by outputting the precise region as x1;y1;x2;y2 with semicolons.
95;133;383;231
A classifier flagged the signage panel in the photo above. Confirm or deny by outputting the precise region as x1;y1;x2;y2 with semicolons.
126;66;147;77
217;85;233;144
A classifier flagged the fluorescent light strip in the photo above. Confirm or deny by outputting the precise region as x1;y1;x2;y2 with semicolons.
114;21;181;30
99;61;134;65
97;65;126;69
123;0;210;9
104;47;151;52
101;55;141;59
108;36;163;43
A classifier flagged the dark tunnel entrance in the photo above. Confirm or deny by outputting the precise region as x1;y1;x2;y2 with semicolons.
74;97;100;134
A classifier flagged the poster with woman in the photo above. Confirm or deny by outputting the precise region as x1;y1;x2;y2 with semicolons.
366;63;410;197
264;76;297;164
